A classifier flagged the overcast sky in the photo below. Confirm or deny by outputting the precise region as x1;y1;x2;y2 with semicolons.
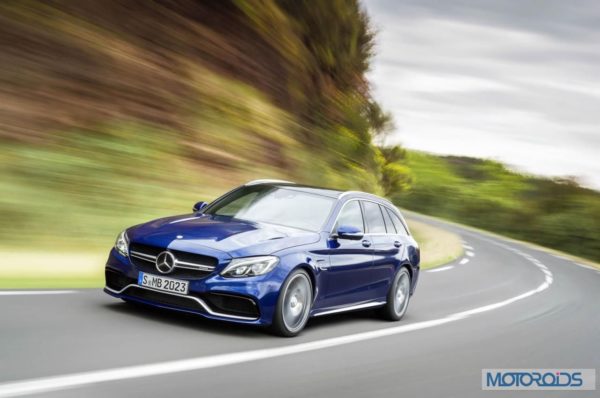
364;0;600;189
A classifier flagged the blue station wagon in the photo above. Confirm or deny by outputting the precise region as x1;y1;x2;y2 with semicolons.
104;180;420;336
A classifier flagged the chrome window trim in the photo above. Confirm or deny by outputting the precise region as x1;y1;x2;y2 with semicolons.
105;284;257;321
329;197;409;236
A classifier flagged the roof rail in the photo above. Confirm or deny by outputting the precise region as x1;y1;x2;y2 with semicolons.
244;179;295;186
340;190;394;204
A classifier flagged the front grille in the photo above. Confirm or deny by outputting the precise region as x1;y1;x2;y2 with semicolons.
105;268;136;291
126;287;206;313
131;260;213;279
203;292;260;318
129;242;217;279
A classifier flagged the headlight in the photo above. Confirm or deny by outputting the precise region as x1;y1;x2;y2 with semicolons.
114;230;129;257
221;256;279;278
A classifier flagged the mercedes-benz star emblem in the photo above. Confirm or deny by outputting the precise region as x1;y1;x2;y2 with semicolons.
156;251;176;274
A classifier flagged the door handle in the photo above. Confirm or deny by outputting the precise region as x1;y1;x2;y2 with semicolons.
316;259;329;270
362;239;372;248
394;241;401;248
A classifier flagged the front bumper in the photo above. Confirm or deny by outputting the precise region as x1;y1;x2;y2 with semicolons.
105;249;282;326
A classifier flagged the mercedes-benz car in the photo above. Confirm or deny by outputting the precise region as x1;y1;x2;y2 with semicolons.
104;180;420;336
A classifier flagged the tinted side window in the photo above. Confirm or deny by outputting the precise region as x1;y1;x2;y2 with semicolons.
335;201;364;232
381;206;396;234
386;208;409;236
362;201;386;233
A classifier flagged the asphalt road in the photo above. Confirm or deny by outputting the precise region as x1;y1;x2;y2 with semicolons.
0;214;598;397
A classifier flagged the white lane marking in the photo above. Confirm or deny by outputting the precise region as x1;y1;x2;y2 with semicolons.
0;240;554;398
0;277;551;397
0;291;75;296
466;251;474;257
462;244;474;250
459;258;470;265
0;318;461;398
480;238;554;286
426;265;454;273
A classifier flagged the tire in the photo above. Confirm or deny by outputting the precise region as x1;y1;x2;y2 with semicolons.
380;267;411;321
270;269;313;337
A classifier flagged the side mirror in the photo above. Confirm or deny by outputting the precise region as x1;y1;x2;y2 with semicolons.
335;225;364;240
192;201;208;213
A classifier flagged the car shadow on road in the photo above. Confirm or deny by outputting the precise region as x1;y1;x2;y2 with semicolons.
101;300;270;338
102;299;392;338
305;309;390;331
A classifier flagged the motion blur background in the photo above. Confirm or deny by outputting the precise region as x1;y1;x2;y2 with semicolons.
1;0;598;287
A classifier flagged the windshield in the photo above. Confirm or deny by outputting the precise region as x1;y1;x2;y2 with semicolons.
205;186;335;231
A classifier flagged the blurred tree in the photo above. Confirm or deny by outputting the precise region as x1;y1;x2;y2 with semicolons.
367;101;395;145
0;0;398;248
379;145;412;197
398;151;600;262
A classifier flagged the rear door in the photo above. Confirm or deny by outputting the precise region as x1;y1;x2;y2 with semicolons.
361;201;397;299
386;207;420;282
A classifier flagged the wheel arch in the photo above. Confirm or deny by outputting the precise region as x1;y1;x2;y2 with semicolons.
400;262;413;279
294;263;317;301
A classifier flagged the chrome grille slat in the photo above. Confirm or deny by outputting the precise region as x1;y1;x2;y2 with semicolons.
131;255;155;264
175;260;214;271
128;243;217;277
130;251;156;261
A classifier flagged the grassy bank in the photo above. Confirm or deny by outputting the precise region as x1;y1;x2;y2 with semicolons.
0;216;464;289
0;251;105;288
408;219;463;269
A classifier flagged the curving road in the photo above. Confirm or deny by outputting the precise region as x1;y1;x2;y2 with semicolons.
0;214;598;397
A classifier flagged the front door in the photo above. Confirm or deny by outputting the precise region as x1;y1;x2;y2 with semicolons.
320;200;374;308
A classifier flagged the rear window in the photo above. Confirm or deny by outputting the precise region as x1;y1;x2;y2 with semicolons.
381;206;396;234
386;208;409;236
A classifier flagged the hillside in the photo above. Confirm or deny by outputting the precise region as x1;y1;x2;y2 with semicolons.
1;1;597;267
392;151;600;262
0;1;393;250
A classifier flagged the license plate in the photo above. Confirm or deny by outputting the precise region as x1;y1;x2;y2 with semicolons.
138;272;189;295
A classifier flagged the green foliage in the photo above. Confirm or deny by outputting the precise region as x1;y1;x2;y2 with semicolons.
277;0;374;95
396;151;600;262
381;162;413;197
378;145;412;197
0;0;391;250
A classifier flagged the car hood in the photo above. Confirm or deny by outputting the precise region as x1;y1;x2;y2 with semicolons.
128;213;320;258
